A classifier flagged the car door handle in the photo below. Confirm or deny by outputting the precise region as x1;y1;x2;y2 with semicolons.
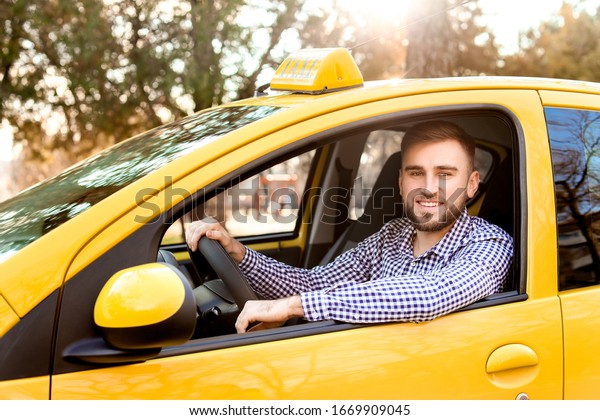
486;344;539;373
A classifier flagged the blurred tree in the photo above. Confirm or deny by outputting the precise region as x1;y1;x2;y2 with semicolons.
404;0;498;77
185;0;353;104
500;3;600;82
1;0;121;187
0;0;348;192
337;2;408;80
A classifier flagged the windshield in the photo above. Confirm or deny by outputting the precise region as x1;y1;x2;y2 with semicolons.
0;105;281;261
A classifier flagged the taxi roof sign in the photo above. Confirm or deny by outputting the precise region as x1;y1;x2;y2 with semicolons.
270;48;364;94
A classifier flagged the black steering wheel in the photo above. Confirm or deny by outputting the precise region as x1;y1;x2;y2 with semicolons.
189;236;258;309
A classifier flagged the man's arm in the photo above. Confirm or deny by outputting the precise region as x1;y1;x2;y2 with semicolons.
300;235;513;324
238;245;374;300
231;231;385;333
235;232;510;332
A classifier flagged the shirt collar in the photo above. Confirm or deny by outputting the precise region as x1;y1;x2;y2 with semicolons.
400;210;471;260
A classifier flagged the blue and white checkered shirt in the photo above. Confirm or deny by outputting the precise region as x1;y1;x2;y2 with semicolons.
239;210;513;324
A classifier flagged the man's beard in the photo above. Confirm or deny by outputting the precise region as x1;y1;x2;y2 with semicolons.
405;188;467;232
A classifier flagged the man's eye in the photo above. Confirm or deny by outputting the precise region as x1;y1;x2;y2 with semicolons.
410;171;423;176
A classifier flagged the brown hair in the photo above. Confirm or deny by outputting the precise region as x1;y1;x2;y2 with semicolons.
401;120;476;171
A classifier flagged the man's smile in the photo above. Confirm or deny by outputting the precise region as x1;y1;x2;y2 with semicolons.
416;199;443;208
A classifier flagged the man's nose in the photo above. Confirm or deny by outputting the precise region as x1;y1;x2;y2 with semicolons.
424;174;440;195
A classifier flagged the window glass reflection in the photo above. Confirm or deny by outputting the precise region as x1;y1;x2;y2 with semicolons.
163;149;316;242
547;107;600;290
0;106;281;260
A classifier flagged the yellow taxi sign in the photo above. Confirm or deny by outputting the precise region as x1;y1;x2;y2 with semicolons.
270;48;364;94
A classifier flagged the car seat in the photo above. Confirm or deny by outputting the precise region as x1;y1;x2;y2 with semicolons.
477;155;516;292
319;151;404;265
477;156;514;237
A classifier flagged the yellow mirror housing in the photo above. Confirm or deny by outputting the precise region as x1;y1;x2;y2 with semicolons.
270;48;364;94
94;262;196;350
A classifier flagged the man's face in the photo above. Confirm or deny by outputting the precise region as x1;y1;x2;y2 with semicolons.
400;139;479;232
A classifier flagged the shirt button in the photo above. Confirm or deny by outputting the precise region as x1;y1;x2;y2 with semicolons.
411;261;416;266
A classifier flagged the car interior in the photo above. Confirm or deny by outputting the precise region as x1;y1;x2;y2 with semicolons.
157;109;524;341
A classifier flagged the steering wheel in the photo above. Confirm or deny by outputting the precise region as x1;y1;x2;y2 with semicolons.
189;236;258;309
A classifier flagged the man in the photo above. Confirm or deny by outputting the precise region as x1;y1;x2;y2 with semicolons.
186;120;513;333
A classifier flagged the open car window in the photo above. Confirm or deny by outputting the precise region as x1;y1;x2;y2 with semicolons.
164;110;519;346
161;149;316;245
351;130;495;220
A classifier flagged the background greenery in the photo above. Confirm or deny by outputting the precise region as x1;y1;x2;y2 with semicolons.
1;0;599;194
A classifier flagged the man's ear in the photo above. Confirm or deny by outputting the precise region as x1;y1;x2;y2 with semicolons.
467;170;480;198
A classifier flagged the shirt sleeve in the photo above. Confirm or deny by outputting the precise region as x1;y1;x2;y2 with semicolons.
238;231;383;300
300;233;513;323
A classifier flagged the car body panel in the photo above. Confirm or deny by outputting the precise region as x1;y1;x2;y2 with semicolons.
561;286;600;399
0;296;18;336
0;224;74;319
0;376;49;399
51;296;563;399
538;88;600;400
539;89;600;108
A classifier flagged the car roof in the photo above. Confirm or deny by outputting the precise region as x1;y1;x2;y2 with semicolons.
234;75;600;110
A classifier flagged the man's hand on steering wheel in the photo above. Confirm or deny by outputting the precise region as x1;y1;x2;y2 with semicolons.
186;218;246;263
186;218;306;334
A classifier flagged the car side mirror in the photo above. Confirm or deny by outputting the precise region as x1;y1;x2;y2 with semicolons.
93;262;197;350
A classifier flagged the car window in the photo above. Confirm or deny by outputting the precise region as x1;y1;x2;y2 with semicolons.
162;149;316;243
547;107;600;291
0;105;282;261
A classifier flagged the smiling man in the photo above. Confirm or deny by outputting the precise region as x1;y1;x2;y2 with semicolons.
400;120;480;256
186;120;513;333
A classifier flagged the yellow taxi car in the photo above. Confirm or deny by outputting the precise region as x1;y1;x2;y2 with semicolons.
1;48;599;400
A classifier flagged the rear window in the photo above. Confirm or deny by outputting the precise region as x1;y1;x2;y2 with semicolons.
547;106;600;290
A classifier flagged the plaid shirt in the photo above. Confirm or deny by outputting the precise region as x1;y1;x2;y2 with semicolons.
239;210;513;324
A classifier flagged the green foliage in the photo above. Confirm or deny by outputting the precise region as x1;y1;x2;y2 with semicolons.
1;0;344;190
500;3;600;82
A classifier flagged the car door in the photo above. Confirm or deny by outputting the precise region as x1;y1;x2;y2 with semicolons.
50;89;563;399
542;90;600;399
